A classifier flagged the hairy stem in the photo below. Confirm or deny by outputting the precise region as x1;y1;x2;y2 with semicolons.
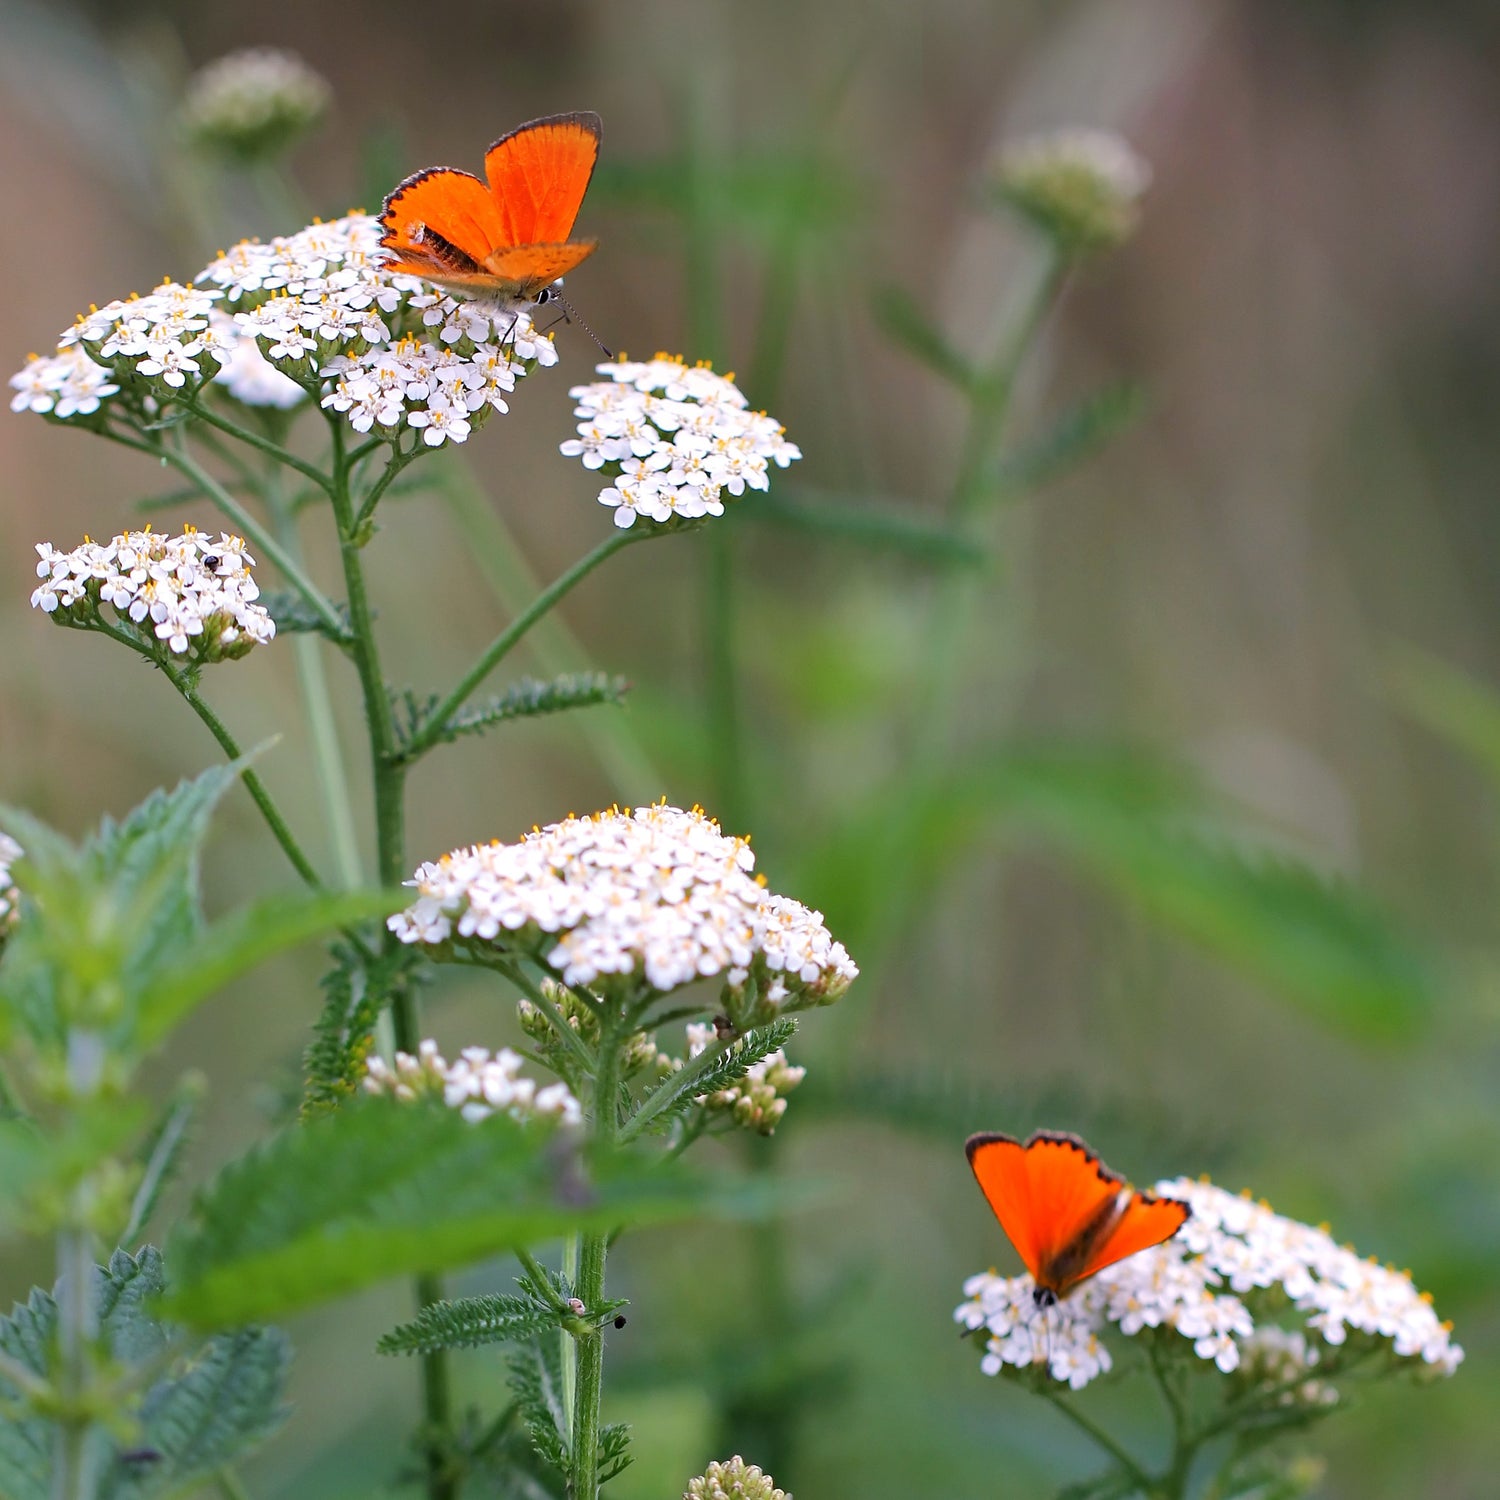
569;1018;621;1500
326;418;451;1497
1038;1386;1157;1498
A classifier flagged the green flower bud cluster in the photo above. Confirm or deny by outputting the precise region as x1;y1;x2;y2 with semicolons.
684;1456;788;1500
995;127;1151;257
180;47;331;164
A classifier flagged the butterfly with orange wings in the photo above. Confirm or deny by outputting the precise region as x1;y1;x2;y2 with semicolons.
966;1131;1190;1306
379;111;601;303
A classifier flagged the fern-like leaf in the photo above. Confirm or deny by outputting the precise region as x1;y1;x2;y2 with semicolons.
302;942;421;1117
378;1293;557;1356
509;1336;570;1480
623;1019;797;1141
393;673;631;753
597;1423;633;1486
258;590;353;645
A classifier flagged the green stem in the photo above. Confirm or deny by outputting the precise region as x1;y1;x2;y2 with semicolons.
569;1017;620;1500
326;418;451;1498
495;961;596;1074
401;529;646;762
181;394;335;497
215;1467;254;1500
439;462;662;798
157;658;324;889
703;524;746;830
147;433;344;635
53;1226;98;1500
1037;1386;1156;1498
265;479;364;889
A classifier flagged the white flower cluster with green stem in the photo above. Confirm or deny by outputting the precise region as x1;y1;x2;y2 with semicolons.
563;355;801;530
0;832;20;938
8;213;558;446
389;803;858;1012
956;1176;1463;1393
180;46;331;162
32;526;275;662
363;1039;581;1127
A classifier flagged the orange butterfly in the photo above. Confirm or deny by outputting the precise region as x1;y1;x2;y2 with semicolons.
379;111;601;302
966;1130;1189;1306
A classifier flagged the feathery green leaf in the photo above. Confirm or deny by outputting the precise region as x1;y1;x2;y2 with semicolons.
393;673;631;753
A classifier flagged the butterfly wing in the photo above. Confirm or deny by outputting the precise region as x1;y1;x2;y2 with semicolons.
967;1131;1126;1290
484;111;602;247
482;241;598;298
1076;1192;1189;1280
380;166;509;283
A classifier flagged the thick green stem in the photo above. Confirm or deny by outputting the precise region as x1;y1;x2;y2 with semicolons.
326;420;451;1497
401;529;646;762
569;1020;621;1500
53;1226;98;1500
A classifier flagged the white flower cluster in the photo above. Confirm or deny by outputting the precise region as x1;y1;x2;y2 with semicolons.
956;1177;1463;1393
389;802;858;1007
31;526;275;661
997;126;1151;254
563;356;801;530
363;1039;581;1127
683;1022;805;1134
180;47;331;160
10;213;557;440
0;832;21;936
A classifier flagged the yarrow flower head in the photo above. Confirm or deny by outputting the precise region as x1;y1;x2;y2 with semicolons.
955;1176;1463;1393
0;832;21;942
684;1456;788;1500
363;1039;581;1127
995;127;1151;256
563;356;801;531
11;213;558;446
179;47;331;163
31;526;275;663
389;802;857;1017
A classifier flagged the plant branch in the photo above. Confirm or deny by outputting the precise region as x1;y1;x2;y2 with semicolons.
400;529;646;762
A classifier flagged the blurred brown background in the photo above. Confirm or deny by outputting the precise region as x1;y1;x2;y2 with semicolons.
3;1;1498;1496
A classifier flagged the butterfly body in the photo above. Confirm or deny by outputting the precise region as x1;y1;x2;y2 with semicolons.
966;1130;1189;1304
380;111;601;301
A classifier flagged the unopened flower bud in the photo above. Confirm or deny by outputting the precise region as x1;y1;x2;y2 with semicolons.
684;1455;788;1500
181;48;331;163
995;127;1151;257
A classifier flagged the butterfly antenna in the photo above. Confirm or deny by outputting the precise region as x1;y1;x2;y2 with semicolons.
542;287;613;358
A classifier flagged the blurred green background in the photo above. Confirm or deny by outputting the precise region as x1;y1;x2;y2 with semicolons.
2;0;1497;1495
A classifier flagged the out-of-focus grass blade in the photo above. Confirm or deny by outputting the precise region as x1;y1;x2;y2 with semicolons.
1385;643;1500;795
870;286;976;391
750;485;987;567
990;381;1148;498
802;745;1435;1043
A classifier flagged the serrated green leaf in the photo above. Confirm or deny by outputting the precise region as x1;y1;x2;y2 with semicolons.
165;1100;777;1326
394;673;632;754
804;746;1434;1042
990;380;1147;497
0;1247;289;1500
121;1083;200;1248
378;1292;559;1356
510;1335;570;1479
870;286;975;389
622;1019;798;1142
137;886;402;1048
747;486;986;567
303;941;420;1117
